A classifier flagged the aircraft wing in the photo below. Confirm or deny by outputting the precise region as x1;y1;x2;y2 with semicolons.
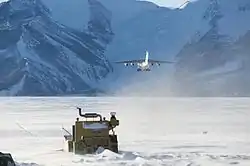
148;59;175;64
115;59;145;64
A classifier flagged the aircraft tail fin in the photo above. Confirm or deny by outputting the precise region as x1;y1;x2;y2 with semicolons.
145;51;149;63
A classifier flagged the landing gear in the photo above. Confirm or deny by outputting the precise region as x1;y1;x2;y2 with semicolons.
137;68;151;72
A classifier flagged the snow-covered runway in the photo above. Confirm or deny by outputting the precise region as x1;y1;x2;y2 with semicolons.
0;97;250;166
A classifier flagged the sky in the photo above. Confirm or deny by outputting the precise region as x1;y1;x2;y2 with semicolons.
145;0;195;8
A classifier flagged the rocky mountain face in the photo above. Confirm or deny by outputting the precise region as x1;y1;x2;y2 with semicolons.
173;0;250;96
96;0;250;96
1;0;250;96
0;0;114;96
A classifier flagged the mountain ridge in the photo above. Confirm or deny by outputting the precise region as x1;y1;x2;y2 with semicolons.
0;0;114;96
1;0;250;96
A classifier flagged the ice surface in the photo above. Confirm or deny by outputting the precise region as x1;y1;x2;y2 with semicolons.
0;97;250;166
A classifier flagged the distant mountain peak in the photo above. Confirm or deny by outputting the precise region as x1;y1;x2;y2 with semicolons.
203;0;223;27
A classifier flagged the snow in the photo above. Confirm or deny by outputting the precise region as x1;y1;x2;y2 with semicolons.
196;60;242;77
17;37;39;61
104;0;211;72
0;97;250;166
218;0;250;39
16;36;74;92
178;1;190;9
40;0;89;31
40;0;159;32
53;40;100;88
0;76;26;96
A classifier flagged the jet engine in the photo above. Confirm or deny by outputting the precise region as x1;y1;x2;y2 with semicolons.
124;63;128;66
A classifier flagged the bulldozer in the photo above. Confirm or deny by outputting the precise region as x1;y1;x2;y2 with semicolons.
63;107;119;155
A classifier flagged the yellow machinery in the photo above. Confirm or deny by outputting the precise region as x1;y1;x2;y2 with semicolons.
63;107;119;155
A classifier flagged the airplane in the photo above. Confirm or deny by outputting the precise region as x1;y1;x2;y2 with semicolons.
115;51;174;72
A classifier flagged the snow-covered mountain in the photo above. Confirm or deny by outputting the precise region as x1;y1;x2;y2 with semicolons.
103;0;250;96
173;0;250;96
1;0;250;96
0;0;114;96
